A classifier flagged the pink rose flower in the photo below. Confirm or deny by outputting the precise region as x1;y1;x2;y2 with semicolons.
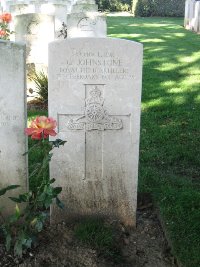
25;116;57;140
0;29;6;36
0;13;12;23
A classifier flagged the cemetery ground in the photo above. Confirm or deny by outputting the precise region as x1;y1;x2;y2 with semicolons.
107;16;200;267
0;15;200;267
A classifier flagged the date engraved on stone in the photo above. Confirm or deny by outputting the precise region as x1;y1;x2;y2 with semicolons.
67;85;123;131
0;114;20;127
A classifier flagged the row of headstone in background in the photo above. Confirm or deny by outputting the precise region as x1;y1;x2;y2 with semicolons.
14;13;55;93
0;41;27;219
185;0;200;33
0;0;107;96
1;0;75;14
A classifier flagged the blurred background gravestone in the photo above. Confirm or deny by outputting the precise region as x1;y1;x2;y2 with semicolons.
0;40;27;218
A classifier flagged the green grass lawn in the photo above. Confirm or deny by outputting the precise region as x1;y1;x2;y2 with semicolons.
107;16;200;267
28;16;200;267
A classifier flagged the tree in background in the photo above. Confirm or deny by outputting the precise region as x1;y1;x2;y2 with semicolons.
96;0;132;11
132;0;185;17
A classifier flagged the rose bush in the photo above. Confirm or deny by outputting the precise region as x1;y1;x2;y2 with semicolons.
0;12;13;40
0;116;66;256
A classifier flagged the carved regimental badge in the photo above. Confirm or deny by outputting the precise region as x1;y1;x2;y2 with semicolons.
67;86;123;131
77;17;97;32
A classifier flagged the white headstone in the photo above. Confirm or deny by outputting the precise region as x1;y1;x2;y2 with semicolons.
14;13;55;92
67;12;107;38
71;3;98;13
193;1;200;32
0;41;27;218
10;3;35;16
189;0;195;29
39;3;68;38
184;0;190;28
49;38;143;227
76;0;96;4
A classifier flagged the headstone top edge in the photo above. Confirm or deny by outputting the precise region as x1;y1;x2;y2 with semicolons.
0;40;26;49
15;13;55;18
68;11;106;16
48;37;143;48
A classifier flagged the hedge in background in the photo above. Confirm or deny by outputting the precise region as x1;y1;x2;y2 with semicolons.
96;0;131;11
132;0;185;17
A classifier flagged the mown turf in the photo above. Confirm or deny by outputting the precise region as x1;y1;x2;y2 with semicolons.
74;218;122;261
107;16;200;267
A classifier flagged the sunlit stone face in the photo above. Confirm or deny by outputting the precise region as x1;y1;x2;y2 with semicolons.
49;38;143;227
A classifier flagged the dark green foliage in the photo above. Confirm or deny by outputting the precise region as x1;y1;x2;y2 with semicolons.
96;0;131;11
75;218;122;261
0;176;63;257
132;0;185;17
0;137;65;257
31;70;48;104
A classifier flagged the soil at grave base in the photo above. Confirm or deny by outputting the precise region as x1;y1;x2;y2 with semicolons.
0;195;178;267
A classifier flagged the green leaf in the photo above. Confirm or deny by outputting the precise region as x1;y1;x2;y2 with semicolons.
35;220;43;232
9;213;20;223
24;238;32;249
19;193;29;202
30;217;37;227
52;139;67;148
56;197;64;209
43;196;53;209
9;193;29;203
0;185;20;196
53;187;62;195
50;178;56;184
14;239;23;257
37;192;46;202
9;197;22;203
5;233;11;251
5;185;20;190
15;204;20;219
0;188;7;196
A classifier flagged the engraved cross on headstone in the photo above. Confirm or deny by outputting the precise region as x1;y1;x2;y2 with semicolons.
57;84;130;180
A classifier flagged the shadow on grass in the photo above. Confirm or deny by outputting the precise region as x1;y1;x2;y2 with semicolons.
108;16;200;179
107;16;200;267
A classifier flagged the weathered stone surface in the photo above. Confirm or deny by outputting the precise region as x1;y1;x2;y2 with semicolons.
193;1;200;32
185;0;195;29
39;3;68;38
77;0;96;4
10;3;35;16
14;13;54;93
49;38;143;227
14;13;55;65
71;3;98;13
67;12;107;38
185;0;200;33
0;41;27;218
